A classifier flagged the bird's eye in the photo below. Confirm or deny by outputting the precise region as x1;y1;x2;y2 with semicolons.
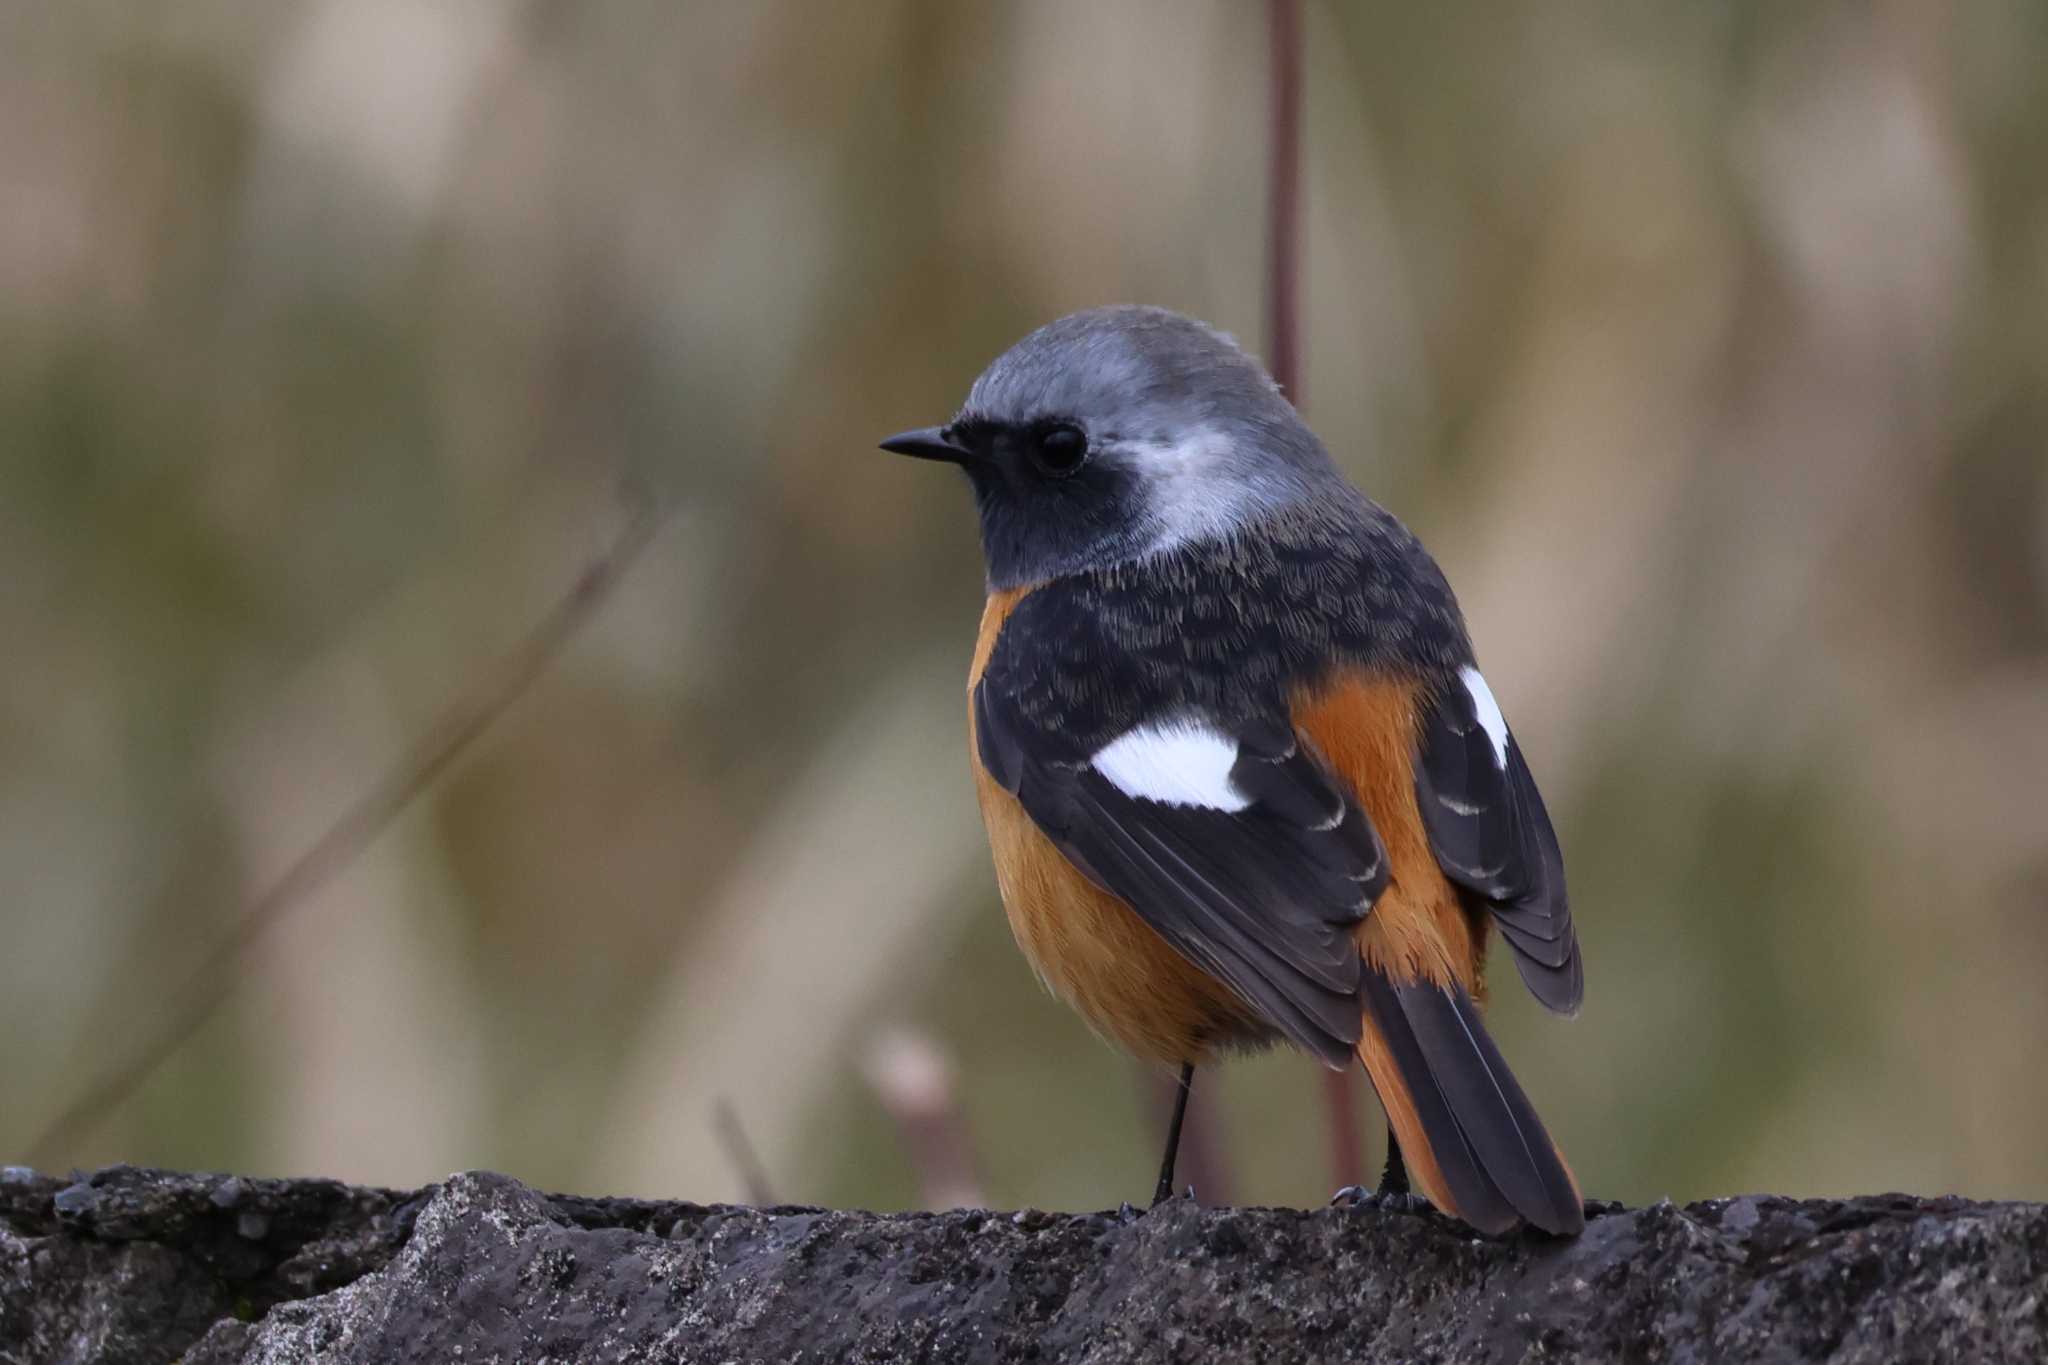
1030;423;1089;477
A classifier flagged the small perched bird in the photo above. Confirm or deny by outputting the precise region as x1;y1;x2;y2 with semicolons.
881;306;1584;1236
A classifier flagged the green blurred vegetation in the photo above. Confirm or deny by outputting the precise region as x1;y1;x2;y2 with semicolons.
3;2;2046;1213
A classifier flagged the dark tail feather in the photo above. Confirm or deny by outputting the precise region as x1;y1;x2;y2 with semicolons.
1358;970;1518;1233
1358;969;1583;1236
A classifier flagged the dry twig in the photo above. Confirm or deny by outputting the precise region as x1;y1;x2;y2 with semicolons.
27;487;665;1167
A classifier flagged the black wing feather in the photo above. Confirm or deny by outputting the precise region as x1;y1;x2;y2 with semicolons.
1412;679;1584;1014
977;681;1387;1067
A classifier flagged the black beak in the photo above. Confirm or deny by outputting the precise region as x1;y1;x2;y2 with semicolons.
878;425;969;464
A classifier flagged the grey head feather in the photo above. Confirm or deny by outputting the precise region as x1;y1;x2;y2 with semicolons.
951;306;1354;588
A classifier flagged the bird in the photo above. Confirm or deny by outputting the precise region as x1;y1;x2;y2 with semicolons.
879;305;1585;1236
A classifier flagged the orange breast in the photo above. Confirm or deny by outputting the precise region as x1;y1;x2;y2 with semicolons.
967;589;1260;1065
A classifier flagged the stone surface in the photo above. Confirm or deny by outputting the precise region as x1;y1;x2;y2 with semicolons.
1;1165;2042;1363
0;1164;414;1365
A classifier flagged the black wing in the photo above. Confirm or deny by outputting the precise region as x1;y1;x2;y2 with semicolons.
1412;671;1583;1013
976;685;1388;1066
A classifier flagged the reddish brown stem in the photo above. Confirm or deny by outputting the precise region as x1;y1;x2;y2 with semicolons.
1265;0;1366;1191
1322;1069;1367;1191
1265;0;1304;403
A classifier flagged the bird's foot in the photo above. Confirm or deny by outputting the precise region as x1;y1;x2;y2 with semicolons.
1329;1185;1433;1216
1147;1183;1195;1210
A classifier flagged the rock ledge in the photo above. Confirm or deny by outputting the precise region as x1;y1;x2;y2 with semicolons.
2;1164;2042;1363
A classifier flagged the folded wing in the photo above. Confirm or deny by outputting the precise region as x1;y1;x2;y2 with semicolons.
1411;667;1583;1013
976;685;1387;1066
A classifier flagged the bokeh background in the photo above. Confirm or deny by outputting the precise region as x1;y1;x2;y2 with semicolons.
5;1;2047;1214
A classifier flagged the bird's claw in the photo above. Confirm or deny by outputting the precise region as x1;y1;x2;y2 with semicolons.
1145;1183;1196;1211
1329;1186;1433;1216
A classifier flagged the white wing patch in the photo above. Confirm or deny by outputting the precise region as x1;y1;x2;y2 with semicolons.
1091;719;1251;812
1459;666;1510;767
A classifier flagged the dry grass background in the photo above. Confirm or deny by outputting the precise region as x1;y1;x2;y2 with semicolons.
3;1;2046;1213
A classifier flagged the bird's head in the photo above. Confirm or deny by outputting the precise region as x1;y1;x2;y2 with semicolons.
881;306;1340;589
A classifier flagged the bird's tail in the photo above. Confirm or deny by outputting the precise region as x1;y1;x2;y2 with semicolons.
1355;967;1583;1235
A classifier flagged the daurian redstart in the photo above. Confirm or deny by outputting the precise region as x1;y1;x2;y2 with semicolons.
881;307;1584;1236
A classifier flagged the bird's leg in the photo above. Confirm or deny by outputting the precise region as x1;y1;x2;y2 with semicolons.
1330;1122;1430;1212
1378;1121;1410;1196
1151;1062;1195;1206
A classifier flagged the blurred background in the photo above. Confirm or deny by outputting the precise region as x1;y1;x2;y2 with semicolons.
4;1;2046;1214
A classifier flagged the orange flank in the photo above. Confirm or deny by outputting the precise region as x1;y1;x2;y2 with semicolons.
1289;671;1486;995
